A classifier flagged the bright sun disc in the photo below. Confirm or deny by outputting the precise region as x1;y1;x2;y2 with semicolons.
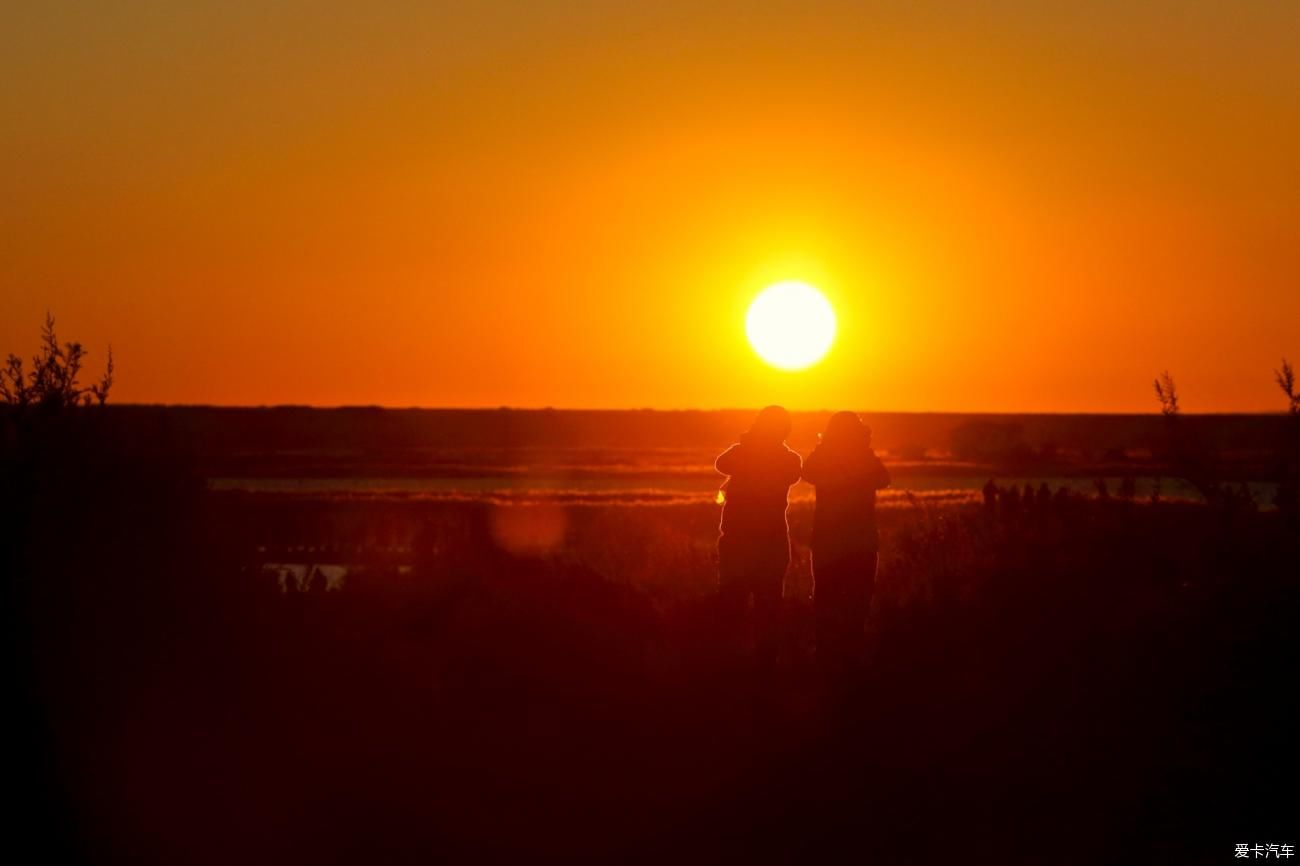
745;281;836;370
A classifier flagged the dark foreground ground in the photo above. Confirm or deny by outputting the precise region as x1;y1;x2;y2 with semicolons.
5;416;1298;864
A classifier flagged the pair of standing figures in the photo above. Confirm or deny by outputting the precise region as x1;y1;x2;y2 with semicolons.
715;406;889;667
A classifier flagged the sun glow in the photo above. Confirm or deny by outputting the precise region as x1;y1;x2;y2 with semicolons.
745;281;837;371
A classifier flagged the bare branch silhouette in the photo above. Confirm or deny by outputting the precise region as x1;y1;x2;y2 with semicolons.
1276;358;1298;414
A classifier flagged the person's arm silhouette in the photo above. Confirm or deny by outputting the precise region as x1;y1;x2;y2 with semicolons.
801;445;827;486
715;442;744;476
866;449;890;489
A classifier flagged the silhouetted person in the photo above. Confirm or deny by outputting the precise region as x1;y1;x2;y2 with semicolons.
1001;483;1022;520
1036;482;1052;510
801;412;890;675
1053;484;1072;514
715;406;802;666
982;478;999;514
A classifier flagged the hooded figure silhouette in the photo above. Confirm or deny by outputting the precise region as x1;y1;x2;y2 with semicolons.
801;411;890;670
714;405;802;663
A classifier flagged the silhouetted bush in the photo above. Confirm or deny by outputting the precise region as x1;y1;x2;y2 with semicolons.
1;314;112;411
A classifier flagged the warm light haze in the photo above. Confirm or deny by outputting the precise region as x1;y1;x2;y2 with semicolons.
2;1;1298;411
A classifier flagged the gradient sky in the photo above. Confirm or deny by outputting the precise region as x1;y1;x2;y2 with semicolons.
2;1;1298;411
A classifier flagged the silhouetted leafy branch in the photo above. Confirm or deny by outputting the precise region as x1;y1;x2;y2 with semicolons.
1;314;113;409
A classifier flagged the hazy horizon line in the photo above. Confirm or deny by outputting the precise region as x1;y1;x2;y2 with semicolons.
99;402;1294;418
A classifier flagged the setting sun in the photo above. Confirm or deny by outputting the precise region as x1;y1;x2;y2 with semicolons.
745;281;837;371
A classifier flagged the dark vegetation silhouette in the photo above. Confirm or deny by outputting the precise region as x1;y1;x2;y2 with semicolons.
1148;364;1300;516
3;319;1297;864
2;314;113;409
1275;358;1298;415
1272;359;1299;516
1154;369;1180;417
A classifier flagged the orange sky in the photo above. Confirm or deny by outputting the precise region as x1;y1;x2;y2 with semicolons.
2;1;1298;411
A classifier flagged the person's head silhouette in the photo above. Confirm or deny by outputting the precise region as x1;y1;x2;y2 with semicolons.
747;405;792;445
820;410;871;448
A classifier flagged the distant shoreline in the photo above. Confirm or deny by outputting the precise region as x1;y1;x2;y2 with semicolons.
100;403;1288;418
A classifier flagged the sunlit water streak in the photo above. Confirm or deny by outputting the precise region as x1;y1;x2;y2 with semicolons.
210;472;1242;507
